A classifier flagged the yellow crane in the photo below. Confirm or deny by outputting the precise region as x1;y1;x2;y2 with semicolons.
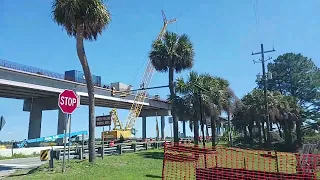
102;10;176;140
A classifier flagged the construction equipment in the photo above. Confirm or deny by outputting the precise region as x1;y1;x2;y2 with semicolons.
102;10;176;140
15;130;88;148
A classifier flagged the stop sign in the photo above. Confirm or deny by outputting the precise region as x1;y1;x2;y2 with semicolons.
58;89;80;114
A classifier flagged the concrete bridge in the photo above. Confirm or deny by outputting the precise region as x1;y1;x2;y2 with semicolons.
0;60;171;141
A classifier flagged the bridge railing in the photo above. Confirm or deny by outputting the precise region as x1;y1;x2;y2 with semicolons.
0;59;65;79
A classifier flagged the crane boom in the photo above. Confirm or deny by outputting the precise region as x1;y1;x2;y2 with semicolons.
124;10;177;130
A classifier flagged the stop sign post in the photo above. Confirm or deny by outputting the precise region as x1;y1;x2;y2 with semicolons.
58;89;80;173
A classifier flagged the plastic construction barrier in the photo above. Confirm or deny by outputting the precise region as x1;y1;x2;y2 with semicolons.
162;142;320;180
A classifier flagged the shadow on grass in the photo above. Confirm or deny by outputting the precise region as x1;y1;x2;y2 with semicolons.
145;174;162;179
139;151;164;160
7;166;40;178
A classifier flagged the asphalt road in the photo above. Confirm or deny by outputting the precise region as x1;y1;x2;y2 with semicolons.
0;157;45;178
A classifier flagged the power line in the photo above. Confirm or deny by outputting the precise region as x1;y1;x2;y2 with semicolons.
253;0;261;43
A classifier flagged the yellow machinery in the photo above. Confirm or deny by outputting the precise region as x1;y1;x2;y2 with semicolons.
102;10;177;140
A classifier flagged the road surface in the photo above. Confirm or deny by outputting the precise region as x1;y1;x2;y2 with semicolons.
0;157;45;178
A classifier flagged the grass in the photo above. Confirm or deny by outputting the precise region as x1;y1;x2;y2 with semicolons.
7;149;164;180
0;152;40;160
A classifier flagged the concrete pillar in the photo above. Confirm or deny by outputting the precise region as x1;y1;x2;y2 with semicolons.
161;116;165;140
57;109;68;134
142;116;146;140
57;110;68;144
27;104;42;145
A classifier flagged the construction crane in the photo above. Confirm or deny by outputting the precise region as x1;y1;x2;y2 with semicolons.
102;10;176;140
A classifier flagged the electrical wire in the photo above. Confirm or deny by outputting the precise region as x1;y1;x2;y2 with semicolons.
253;0;262;43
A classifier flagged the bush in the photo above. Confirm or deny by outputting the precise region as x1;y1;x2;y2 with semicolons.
303;134;320;144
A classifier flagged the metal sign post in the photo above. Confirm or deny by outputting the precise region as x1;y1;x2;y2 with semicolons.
68;114;72;163
62;114;70;173
101;114;105;159
95;114;111;159
102;126;105;159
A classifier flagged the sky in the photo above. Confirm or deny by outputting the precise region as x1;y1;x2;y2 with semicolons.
0;0;319;141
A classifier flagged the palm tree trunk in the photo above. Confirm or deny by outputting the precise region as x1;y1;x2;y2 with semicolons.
182;120;186;138
296;119;302;147
227;112;233;146
256;120;262;147
76;23;95;163
205;122;209;138
194;119;199;145
211;117;216;147
169;67;178;143
283;120;291;146
248;124;253;146
276;122;282;138
262;122;267;143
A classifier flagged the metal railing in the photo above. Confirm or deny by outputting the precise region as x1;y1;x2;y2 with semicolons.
52;141;166;160
0;59;65;79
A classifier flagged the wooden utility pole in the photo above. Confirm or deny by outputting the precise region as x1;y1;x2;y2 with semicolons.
251;43;275;148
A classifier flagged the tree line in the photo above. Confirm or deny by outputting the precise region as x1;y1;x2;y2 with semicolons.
149;36;319;152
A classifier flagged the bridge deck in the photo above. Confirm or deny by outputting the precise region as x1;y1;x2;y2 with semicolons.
0;66;170;111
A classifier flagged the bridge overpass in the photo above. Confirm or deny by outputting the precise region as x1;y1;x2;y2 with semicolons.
0;59;171;141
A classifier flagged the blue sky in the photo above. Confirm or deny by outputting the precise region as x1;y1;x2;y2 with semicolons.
0;0;319;141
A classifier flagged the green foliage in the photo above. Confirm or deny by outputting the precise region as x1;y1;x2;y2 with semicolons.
303;134;320;144
52;0;111;41
258;53;320;120
149;32;195;73
0;153;39;160
232;89;302;150
174;71;237;146
149;31;195;143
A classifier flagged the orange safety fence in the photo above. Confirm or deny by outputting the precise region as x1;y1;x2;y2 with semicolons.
162;142;320;180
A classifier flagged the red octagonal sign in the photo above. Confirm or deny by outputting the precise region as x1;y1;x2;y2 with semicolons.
58;89;80;114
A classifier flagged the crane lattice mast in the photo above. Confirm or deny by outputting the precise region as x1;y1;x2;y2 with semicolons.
124;10;177;130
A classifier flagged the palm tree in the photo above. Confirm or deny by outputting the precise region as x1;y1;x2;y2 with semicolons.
204;77;232;146
220;87;241;146
175;72;233;146
52;0;111;163
149;32;195;143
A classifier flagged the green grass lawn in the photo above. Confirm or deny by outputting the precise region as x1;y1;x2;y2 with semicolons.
7;149;164;180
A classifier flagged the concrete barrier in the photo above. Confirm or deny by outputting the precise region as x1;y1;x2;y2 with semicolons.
0;146;63;157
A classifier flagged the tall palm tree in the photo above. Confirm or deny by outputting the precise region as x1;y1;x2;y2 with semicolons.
149;32;195;143
52;0;111;163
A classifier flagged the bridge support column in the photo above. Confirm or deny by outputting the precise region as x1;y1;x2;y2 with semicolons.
27;104;42;146
142;117;146;140
57;110;68;145
161;116;165;140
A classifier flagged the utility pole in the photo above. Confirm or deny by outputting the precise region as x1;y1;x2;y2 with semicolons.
251;43;275;148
